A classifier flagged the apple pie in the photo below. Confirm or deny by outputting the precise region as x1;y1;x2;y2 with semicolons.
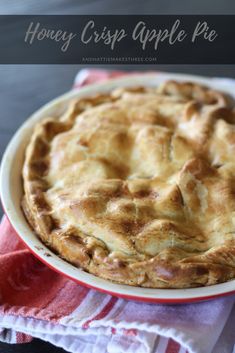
22;80;235;288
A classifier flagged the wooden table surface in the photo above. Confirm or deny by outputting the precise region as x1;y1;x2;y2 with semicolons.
1;1;235;352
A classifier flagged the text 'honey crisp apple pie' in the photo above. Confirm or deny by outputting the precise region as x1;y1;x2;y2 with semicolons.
22;80;235;288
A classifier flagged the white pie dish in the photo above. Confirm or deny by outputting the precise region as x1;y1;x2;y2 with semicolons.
1;71;235;303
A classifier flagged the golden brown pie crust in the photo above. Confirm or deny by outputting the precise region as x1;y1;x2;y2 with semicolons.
22;80;235;288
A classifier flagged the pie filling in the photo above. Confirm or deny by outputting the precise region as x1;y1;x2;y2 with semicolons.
22;81;235;288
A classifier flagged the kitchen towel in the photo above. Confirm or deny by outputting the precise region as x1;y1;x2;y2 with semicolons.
0;69;235;353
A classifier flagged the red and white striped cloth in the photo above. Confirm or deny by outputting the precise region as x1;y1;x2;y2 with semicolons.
0;70;235;353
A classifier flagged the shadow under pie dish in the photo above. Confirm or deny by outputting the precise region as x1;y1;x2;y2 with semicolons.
19;77;235;289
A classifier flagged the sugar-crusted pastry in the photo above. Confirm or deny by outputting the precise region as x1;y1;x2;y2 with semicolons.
22;81;235;288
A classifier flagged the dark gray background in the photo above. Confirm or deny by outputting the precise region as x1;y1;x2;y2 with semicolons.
1;1;235;352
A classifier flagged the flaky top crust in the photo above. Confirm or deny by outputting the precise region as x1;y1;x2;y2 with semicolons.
22;80;235;288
